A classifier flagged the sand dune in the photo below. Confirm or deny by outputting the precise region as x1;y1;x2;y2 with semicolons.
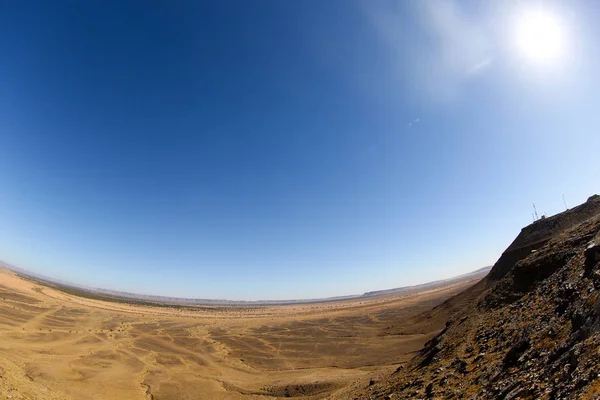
0;268;483;399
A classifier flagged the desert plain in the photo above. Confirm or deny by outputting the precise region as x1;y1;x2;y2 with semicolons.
0;268;484;399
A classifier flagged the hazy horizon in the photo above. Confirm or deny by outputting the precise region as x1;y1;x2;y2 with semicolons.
1;0;599;300
1;260;490;302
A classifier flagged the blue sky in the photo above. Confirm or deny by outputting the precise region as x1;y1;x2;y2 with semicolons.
0;0;599;300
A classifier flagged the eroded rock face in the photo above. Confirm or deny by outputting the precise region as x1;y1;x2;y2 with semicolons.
352;196;600;399
585;242;600;272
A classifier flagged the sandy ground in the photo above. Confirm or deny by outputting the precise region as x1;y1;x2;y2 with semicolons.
0;268;481;399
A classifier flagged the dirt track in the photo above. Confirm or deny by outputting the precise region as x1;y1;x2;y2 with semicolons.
0;268;481;399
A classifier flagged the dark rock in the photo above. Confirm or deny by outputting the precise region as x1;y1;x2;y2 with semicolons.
503;337;530;367
425;382;434;398
392;365;404;374
558;282;577;299
452;358;468;374
498;381;521;398
585;242;600;273
571;311;586;332
505;387;533;400
418;343;442;368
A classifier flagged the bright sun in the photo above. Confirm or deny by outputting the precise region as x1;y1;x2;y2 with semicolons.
514;9;567;64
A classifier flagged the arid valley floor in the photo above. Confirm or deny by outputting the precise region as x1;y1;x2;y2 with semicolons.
0;268;482;399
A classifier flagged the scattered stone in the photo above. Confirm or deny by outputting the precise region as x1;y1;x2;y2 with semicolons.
392;365;404;374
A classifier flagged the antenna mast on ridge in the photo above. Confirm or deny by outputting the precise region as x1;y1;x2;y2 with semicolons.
533;203;539;221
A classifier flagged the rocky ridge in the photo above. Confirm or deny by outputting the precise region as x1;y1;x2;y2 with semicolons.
354;195;600;399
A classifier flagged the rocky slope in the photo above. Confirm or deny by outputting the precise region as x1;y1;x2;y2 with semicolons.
353;195;600;399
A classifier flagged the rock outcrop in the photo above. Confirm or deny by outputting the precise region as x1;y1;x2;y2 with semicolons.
354;195;600;399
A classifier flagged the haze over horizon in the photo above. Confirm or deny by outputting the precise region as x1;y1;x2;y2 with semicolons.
1;0;599;300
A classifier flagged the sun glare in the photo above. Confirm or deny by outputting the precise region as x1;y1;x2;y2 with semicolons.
514;8;567;65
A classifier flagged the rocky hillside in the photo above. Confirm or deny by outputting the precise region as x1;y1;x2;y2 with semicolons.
353;195;600;399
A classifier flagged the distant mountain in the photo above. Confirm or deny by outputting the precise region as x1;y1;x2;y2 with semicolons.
0;260;489;307
361;267;491;298
88;287;362;306
0;260;86;289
